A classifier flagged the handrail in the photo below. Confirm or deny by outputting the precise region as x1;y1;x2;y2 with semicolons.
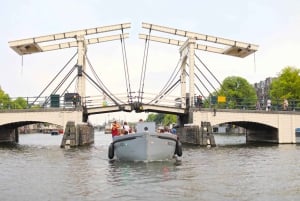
2;95;300;112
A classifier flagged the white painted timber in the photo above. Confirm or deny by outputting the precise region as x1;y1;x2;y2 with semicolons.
140;34;224;55
9;23;131;55
141;22;258;58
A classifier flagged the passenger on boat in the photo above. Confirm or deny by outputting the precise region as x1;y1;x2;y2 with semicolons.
111;121;120;139
171;127;176;134
123;121;130;135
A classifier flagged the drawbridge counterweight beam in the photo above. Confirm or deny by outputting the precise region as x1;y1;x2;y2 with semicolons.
38;34;129;53
139;34;225;56
9;23;131;55
141;22;258;58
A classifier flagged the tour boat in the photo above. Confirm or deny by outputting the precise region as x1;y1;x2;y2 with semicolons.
108;122;182;161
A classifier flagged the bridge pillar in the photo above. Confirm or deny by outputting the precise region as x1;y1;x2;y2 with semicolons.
61;121;94;148
177;121;216;146
178;109;194;126
277;114;297;143
176;109;216;146
0;127;18;143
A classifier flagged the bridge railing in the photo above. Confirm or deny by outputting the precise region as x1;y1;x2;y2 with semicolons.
201;97;300;112
83;94;128;108
83;93;182;108
0;96;81;110
138;92;182;107
2;95;300;112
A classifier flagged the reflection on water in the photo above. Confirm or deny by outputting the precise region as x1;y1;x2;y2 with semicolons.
214;133;246;146
106;160;185;201
1;132;300;201
107;160;178;185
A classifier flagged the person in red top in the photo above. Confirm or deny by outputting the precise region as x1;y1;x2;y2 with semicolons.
111;121;120;139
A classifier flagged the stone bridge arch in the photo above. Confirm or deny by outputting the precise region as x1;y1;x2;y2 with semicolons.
211;120;278;143
192;109;300;143
0;109;83;142
0;109;83;128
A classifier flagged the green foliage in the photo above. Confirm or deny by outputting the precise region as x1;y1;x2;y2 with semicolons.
146;113;177;126
162;114;177;126
217;76;257;109
146;113;157;122
270;66;300;100
146;113;164;125
0;87;28;109
31;104;42;109
0;86;11;109
12;97;28;109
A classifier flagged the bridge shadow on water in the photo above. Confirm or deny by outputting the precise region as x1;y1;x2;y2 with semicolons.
0;142;19;149
182;133;280;151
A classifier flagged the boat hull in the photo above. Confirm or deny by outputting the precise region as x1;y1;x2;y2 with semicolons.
113;132;177;161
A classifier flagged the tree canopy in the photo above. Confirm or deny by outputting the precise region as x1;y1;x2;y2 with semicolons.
0;86;28;109
270;66;300;100
0;87;10;108
217;76;257;109
146;113;177;126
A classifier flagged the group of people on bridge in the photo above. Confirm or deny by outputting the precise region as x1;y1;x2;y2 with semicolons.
194;95;203;108
256;98;290;111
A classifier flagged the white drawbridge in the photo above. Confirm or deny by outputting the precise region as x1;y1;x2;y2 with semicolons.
139;22;259;109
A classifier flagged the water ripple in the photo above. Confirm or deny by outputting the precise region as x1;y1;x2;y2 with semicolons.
1;133;300;201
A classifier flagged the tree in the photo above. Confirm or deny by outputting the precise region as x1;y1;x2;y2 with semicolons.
217;76;257;109
146;113;165;125
269;66;300;110
146;113;177;126
0;86;11;109
162;114;177;126
146;113;157;122
270;66;300;100
0;86;28;109
12;97;28;109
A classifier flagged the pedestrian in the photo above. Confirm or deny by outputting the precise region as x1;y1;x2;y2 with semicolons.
267;98;272;111
73;95;77;107
283;98;289;110
197;95;203;109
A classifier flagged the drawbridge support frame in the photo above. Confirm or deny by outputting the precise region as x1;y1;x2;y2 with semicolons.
140;22;258;123
9;23;131;108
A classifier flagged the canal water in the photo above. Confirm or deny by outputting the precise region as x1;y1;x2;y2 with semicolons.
1;132;300;201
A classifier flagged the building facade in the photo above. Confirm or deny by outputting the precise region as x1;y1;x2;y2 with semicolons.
253;77;274;109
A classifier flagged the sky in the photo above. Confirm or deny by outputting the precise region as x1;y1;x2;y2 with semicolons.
1;0;300;124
